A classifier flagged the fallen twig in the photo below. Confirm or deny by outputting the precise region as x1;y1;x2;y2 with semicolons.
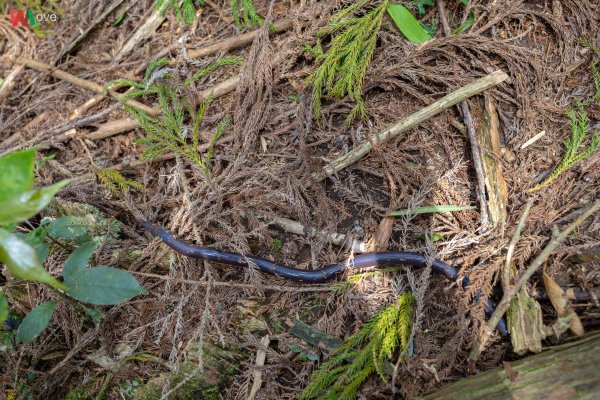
15;56;157;115
114;2;168;62
247;335;270;400
469;199;600;364
311;70;508;182
503;198;534;292
0;111;47;149
3;74;239;153
520;130;546;149
0;104;121;156
0;64;25;103
131;271;334;292
461;101;490;226
437;0;489;227
135;17;294;75
244;212;368;253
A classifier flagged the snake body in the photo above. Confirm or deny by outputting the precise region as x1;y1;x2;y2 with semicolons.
140;220;507;335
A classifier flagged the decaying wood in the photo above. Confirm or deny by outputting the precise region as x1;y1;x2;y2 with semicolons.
311;70;508;183
469;200;600;363
502;199;543;354
425;332;600;399
476;96;508;230
507;288;546;354
247;335;270;400
461;101;489;227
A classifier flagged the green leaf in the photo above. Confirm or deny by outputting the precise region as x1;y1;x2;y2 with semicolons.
413;0;434;15
17;301;56;344
306;352;320;362
0;180;71;225
16;226;49;262
64;241;98;281
0;229;66;289
46;216;92;241
113;9;126;26
451;10;475;34
0;292;8;325
0;149;36;203
387;205;475;217
387;3;432;44
416;232;445;242
82;306;103;326
65;267;147;305
34;243;50;263
288;342;302;353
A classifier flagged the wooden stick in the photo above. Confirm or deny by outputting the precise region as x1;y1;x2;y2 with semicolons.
0;105;121;156
0;64;25;103
503;198;534;292
311;70;508;182
436;0;490;227
4;74;240;153
241;212;368;253
462;101;489;226
132;271;334;292
114;3;167;62
16;57;158;115
469;199;600;364
135;17;294;75
247;335;270;400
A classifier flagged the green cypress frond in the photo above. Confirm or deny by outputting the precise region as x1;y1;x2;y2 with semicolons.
206;116;230;162
96;168;144;195
145;58;172;82
155;0;202;24
307;0;388;124
300;292;415;400
184;56;244;85
230;0;263;29
128;87;229;175
529;102;600;192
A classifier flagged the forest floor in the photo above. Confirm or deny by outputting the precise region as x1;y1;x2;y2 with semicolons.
1;0;599;399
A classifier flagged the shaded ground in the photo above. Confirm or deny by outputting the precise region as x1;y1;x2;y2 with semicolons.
1;0;599;399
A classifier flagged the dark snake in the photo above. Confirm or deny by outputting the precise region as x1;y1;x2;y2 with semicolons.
139;220;508;336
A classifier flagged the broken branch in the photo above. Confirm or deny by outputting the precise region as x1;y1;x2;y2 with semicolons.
469;199;600;363
311;70;508;182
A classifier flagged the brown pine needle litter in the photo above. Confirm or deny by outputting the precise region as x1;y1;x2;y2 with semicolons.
0;1;599;399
